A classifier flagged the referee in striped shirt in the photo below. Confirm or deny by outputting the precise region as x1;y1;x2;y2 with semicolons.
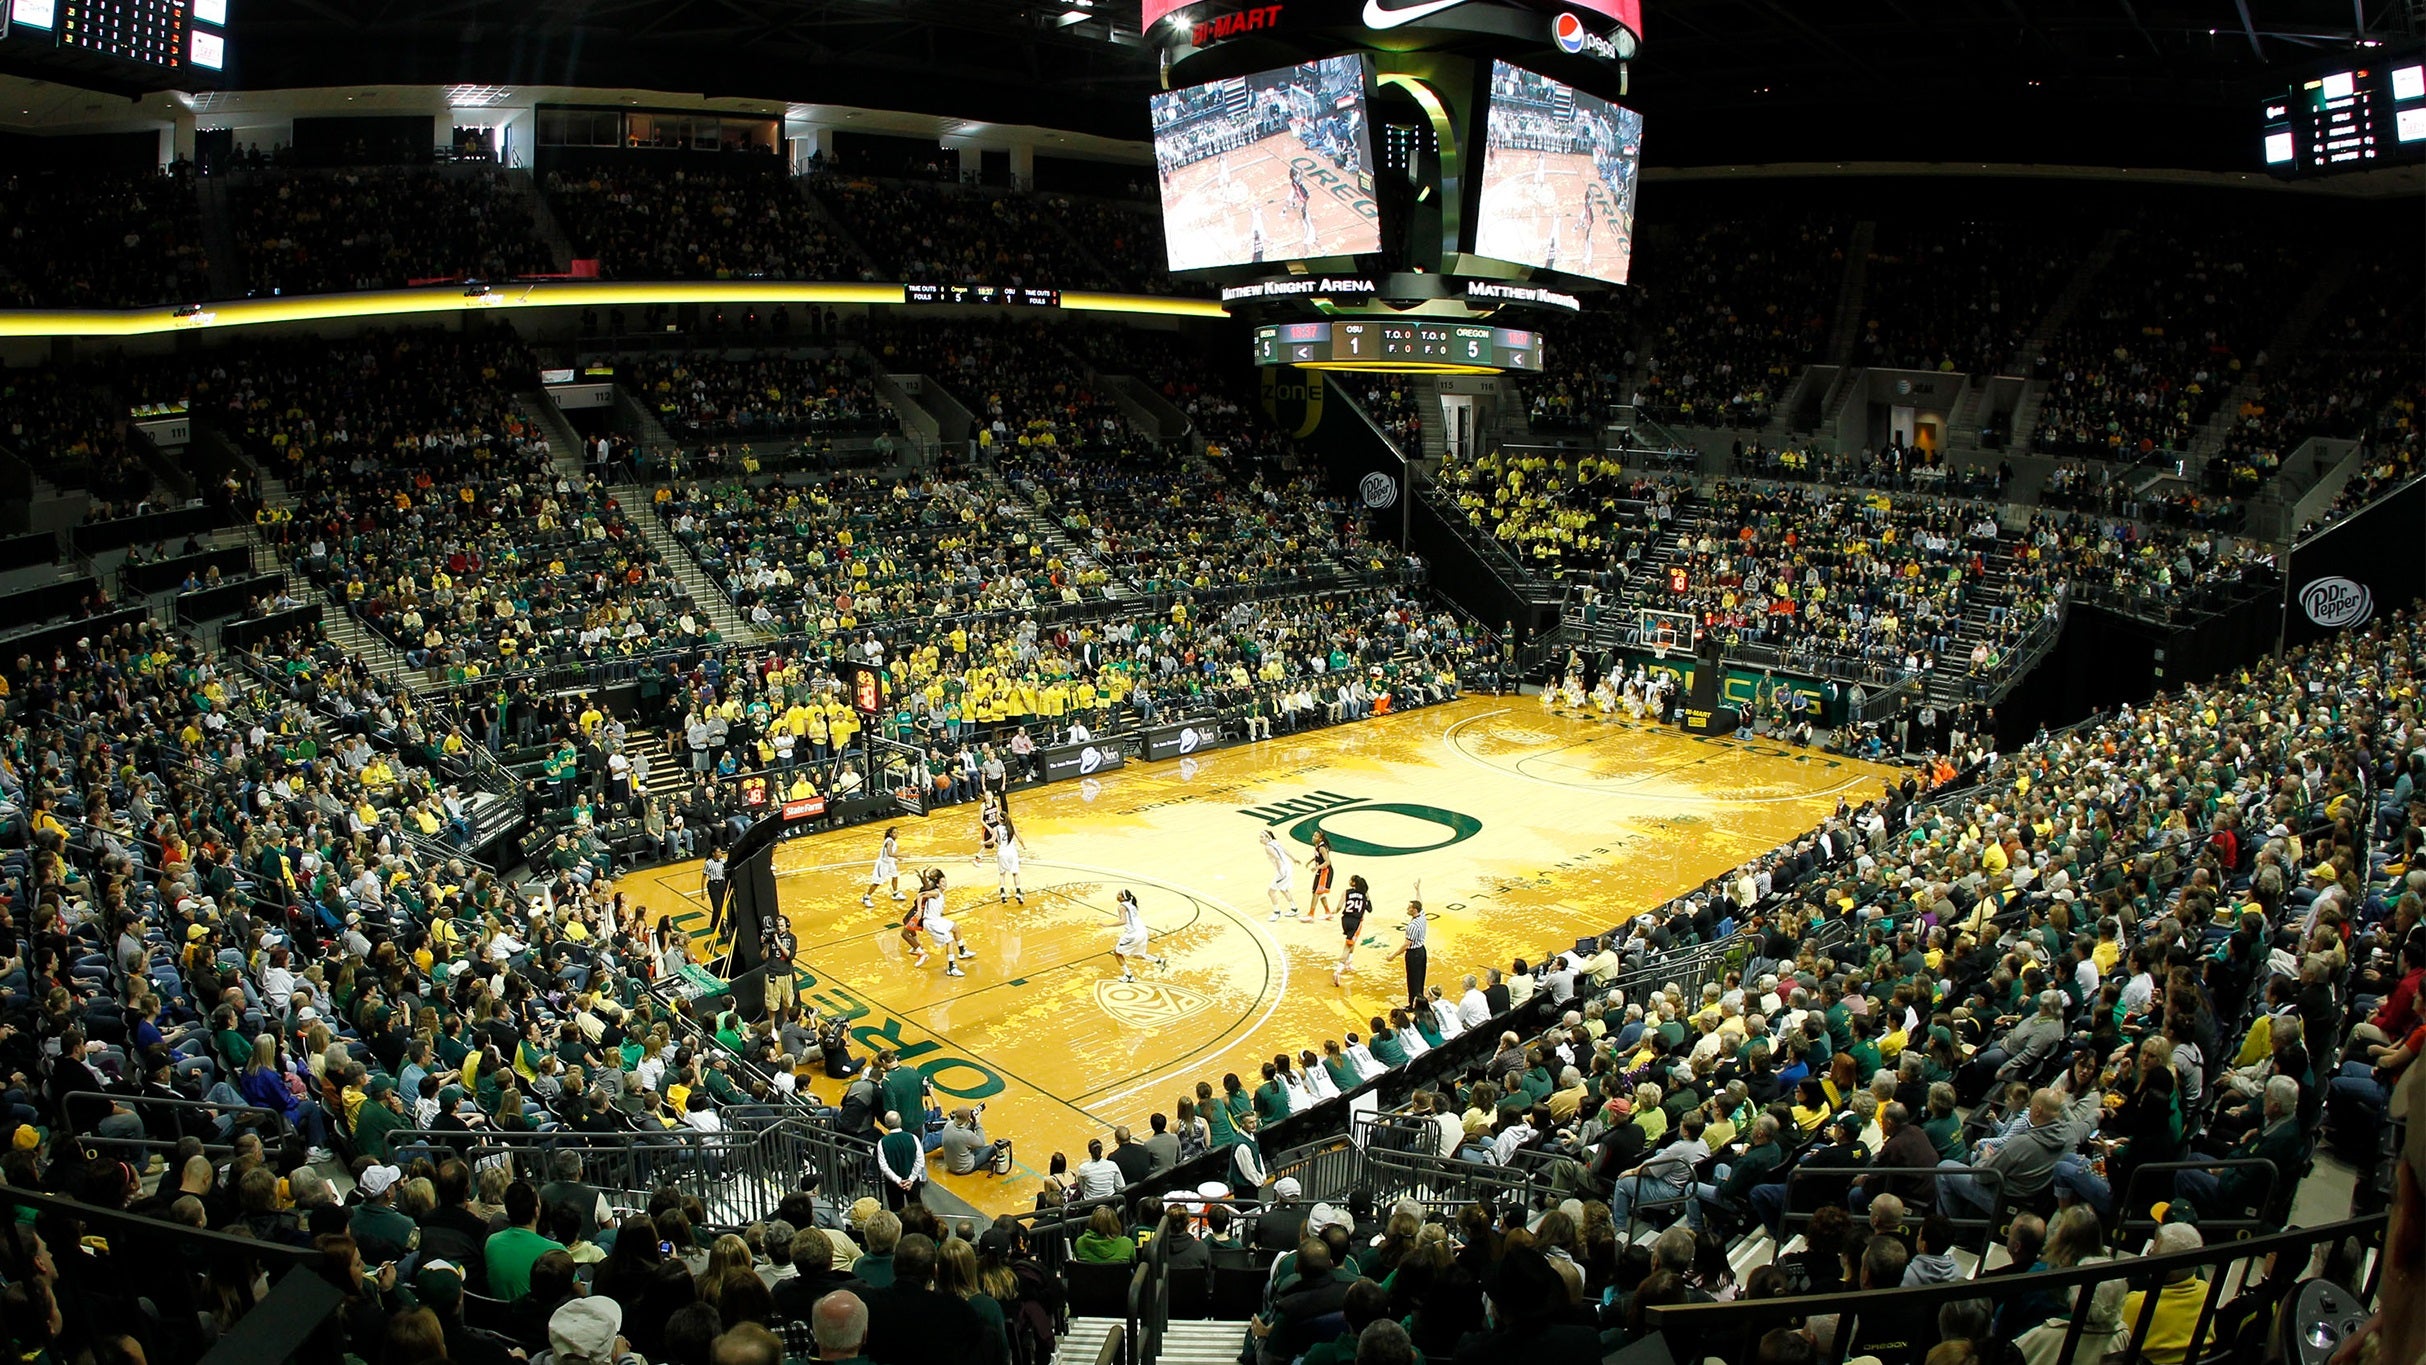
1389;892;1429;1009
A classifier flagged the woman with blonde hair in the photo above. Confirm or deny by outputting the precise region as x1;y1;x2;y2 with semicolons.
936;1236;1011;1363
700;1233;755;1298
2012;1205;2127;1364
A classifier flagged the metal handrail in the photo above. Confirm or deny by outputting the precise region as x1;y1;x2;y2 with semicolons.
2110;1155;2285;1248
1775;1161;2010;1248
1649;1211;2387;1365
58;1091;288;1155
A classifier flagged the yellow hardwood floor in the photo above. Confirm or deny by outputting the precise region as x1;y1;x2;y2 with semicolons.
623;696;1897;1215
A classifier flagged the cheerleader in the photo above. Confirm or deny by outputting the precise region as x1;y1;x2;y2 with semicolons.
1302;831;1335;921
1591;674;1620;714
862;827;905;908
900;869;932;968
1332;873;1371;987
993;816;1025;905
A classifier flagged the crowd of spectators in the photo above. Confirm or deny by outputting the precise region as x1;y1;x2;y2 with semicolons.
654;472;1029;636
508;583;1494;869
230;168;556;297
545;167;868;281
865;317;1134;459
1633;481;2025;681
1435;448;1677;585
815;179;1102;289
0;167;211;309
1854;218;2090;378
2205;255;2424;498
1002;444;1382;594
1048;194;1193;295
619;350;889;441
1631;216;1848;429
193;329;709;673
1355;381;1424;451
2029;219;2317;459
0;363;160;506
1516;306;1639;432
1107;602;2416;1365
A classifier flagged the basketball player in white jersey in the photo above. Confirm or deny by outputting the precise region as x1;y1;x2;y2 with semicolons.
993;815;1025;904
1261;828;1294;920
1112;889;1163;982
863;826;905;907
1249;201;1268;263
921;869;973;977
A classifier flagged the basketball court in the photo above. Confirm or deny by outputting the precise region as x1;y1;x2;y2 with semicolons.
1158;131;1379;270
628;695;1893;1215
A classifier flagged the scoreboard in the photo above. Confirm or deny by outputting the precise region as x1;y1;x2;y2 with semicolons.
1253;319;1542;373
61;0;184;65
2261;57;2426;175
5;0;228;75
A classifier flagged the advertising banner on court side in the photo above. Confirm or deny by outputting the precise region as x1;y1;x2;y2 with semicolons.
2280;476;2426;649
1146;721;1228;762
1043;741;1128;783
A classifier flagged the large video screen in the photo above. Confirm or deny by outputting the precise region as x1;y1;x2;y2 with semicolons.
1149;55;1381;272
1475;60;1644;286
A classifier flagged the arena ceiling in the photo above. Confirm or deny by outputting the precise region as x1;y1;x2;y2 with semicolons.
59;0;2426;168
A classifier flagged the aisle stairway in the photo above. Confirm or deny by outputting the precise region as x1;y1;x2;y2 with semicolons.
2187;253;2356;463
1823;221;1878;365
613;481;762;644
2008;224;2130;376
1052;1317;1237;1365
237;480;417;683
195;174;244;302
974;466;1139;604
505;168;576;272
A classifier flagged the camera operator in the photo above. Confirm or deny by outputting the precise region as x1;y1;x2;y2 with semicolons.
763;913;798;1015
937;1106;1010;1177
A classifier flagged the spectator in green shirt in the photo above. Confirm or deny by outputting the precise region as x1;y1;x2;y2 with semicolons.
352;1076;411;1163
483;1182;566;1301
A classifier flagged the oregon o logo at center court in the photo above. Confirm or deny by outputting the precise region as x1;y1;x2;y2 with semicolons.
1289;802;1483;857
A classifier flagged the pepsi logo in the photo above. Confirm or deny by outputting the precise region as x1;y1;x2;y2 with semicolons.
1551;12;1620;57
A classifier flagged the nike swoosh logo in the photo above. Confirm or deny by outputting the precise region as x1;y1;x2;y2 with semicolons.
1363;0;1468;27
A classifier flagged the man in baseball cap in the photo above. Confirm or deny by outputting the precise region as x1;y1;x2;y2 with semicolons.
347;1164;417;1264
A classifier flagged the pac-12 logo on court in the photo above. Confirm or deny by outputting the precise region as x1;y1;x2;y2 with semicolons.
1096;979;1213;1027
1359;471;1399;509
1238;789;1482;857
2299;576;2373;630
